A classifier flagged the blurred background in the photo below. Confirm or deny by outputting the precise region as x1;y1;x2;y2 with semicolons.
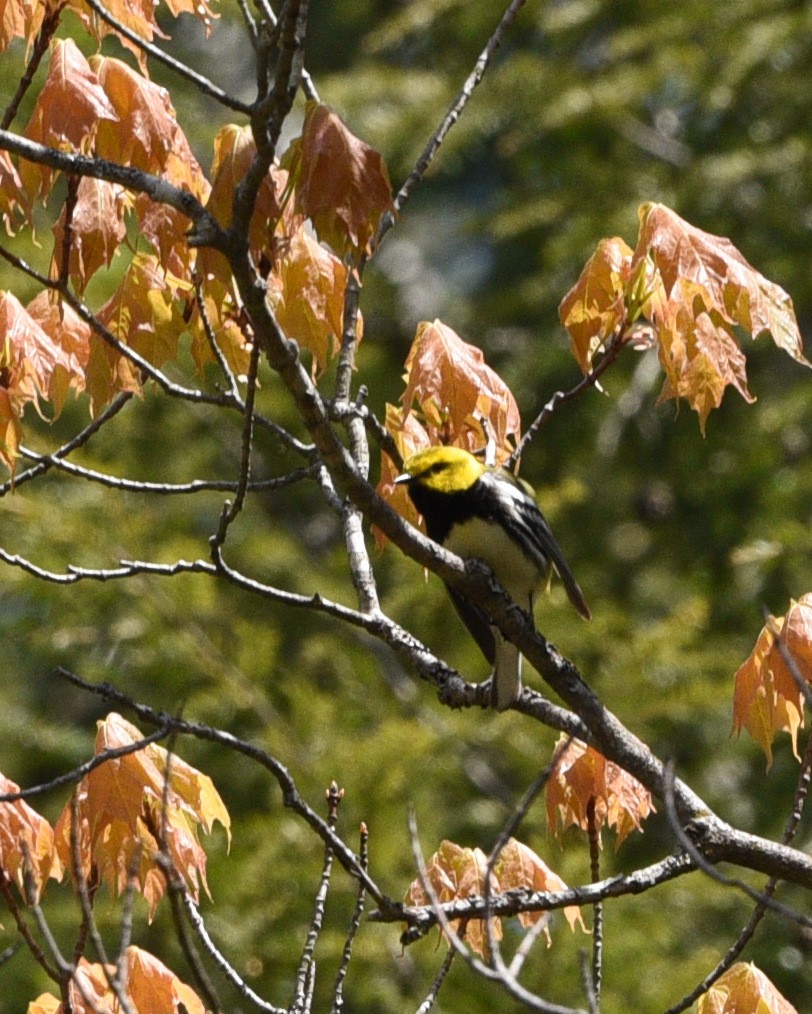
1;0;811;1010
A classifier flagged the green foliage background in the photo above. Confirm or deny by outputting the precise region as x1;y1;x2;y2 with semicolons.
1;0;811;1011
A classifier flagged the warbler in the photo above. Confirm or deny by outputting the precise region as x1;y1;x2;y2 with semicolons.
395;446;590;710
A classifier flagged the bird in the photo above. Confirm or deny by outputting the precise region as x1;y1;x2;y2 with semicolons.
395;445;590;710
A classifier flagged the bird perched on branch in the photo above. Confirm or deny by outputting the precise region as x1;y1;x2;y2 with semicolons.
395;445;590;710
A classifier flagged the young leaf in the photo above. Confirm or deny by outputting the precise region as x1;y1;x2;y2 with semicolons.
497;838;586;939
697;961;798;1014
401;319;521;457
97;252;190;370
26;292;91;417
405;839;498;957
0;150;32;234
91;55;209;201
558;236;634;372
51;178;130;293
268;227;357;378
29;947;206;1014
635;202;807;366
0;0;44;53
374;403;432;546
0;290;84;424
21;39;118;201
732;594;812;766
0;772;62;902
54;712;230;920
546;736;655;847
286;102;395;258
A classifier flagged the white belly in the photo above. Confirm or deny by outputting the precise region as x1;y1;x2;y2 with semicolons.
444;516;539;607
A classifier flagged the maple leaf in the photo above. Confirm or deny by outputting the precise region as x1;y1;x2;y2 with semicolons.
546;736;655;848
268;226;357;378
91;55;210;202
286;102;396;258
732;594;812;766
497;839;586;940
0;771;63;902
0;150;32;234
26;292;91;416
558;236;635;372
0;290;83;419
697;961;798;1014
405;839;498;957
97;252;190;370
635;203;807;365
51;177;130;293
188;276;253;380
21;39;118;201
402;319;521;456
374;403;432;546
405;837;584;957
0;387;21;474
29;947;206;1014
54;712;230;920
0;0;44;54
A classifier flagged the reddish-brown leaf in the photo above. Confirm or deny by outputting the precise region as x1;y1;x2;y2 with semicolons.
0;771;62;902
0;0;44;53
22;39;118;200
91;55;209;201
26;291;91;416
0;290;83;421
51;177;130;293
0;150;32;234
32;947;206;1014
402;319;521;456
405;840;497;957
655;282;755;433
634;202;807;365
374;403;431;547
547;736;655;847
698;961;798;1014
287;102;395;258
54;713;230;920
497;839;586;938
732;594;812;766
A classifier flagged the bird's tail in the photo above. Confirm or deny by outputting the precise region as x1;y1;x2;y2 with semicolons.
490;630;523;711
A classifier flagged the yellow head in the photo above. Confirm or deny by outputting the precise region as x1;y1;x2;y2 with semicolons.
397;446;486;493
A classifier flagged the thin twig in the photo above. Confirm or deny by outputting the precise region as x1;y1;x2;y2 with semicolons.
387;0;528;230
585;798;602;1001
83;0;252;114
330;821;368;1014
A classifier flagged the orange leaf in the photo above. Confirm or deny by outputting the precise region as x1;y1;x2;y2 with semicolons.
0;0;44;53
26;292;91;416
91;55;209;201
30;947;206;1014
22;39;118;200
654;284;755;433
287;102;395;258
406;840;497;957
0;771;62;902
497;839;586;938
268;227;356;378
0;290;83;419
698;961;798;1014
97;252;190;370
546;736;654;847
732;595;812;766
54;713;230;920
373;404;431;548
0;386;21;474
402;319;521;456
559;236;634;372
51;177;130;293
634;202;808;365
0;150;32;234
188;276;252;380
